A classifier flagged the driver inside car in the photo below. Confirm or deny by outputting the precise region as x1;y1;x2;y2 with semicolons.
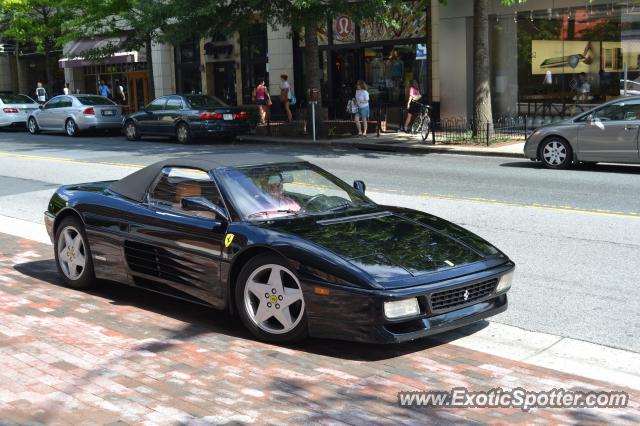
266;175;301;211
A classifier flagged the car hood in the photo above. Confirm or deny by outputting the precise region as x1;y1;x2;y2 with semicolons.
263;208;507;287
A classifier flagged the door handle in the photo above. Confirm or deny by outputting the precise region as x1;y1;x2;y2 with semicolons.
624;125;639;131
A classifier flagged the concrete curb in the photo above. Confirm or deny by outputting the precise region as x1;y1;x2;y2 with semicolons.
236;136;526;159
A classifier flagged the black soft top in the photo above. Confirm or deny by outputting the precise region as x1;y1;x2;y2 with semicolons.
109;153;302;202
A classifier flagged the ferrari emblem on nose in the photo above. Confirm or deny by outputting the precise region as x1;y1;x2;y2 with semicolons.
224;233;234;248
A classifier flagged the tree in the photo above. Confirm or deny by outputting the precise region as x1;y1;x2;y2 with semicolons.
61;0;174;99
0;0;67;94
473;0;493;135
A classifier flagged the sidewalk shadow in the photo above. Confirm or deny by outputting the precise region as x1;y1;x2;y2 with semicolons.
14;259;490;362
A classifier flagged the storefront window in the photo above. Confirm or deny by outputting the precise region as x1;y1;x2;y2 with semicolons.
493;3;640;118
364;45;427;104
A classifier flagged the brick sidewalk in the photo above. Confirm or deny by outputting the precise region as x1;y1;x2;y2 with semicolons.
0;233;637;425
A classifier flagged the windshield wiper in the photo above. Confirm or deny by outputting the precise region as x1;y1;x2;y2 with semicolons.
323;203;354;213
247;209;302;219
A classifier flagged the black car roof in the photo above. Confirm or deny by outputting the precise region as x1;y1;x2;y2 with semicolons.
109;153;303;202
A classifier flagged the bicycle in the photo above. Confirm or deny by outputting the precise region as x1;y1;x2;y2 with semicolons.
409;102;432;142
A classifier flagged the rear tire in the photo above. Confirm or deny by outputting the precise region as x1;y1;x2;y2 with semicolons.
410;116;421;135
176;122;192;144
539;137;573;169
53;216;95;289
124;120;141;141
27;117;39;134
65;119;79;137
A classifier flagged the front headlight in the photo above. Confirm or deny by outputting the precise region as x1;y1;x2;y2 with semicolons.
384;298;420;319
496;270;514;292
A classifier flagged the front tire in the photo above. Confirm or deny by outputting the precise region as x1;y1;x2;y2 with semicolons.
540;138;573;169
235;253;308;344
176;122;192;144
65;119;79;137
28;117;39;134
124;120;141;141
54;217;95;289
421;116;431;141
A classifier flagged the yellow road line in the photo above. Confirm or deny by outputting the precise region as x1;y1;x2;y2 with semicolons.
1;151;637;220
421;192;640;220
0;151;143;169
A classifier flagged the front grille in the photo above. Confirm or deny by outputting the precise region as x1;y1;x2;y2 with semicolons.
430;278;498;312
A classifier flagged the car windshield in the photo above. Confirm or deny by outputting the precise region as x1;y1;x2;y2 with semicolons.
0;94;35;104
76;96;116;106
186;95;228;109
216;163;374;220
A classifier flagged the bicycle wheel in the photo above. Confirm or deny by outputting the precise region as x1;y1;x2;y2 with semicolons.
421;115;431;141
411;115;422;135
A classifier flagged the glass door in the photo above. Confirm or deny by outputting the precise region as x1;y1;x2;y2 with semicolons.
127;71;149;113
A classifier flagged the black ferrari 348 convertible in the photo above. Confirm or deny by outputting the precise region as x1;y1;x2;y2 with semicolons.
45;154;514;344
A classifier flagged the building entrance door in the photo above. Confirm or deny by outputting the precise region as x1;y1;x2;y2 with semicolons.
331;49;361;118
212;62;237;106
127;71;149;113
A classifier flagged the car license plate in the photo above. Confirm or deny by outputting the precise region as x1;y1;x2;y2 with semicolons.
223;114;233;120
102;110;115;116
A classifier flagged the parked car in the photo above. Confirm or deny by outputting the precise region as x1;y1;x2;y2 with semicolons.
524;96;640;169
44;154;514;344
122;94;251;144
620;79;640;96
27;94;123;136
0;94;39;128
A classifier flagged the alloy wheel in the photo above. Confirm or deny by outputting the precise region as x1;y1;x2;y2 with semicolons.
542;141;568;166
56;226;87;280
28;118;38;134
243;264;305;335
125;122;138;140
66;120;76;136
177;124;189;143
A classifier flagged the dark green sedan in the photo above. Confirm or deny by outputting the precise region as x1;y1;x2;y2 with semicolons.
122;94;251;144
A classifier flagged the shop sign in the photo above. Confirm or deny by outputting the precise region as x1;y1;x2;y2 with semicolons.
334;15;355;43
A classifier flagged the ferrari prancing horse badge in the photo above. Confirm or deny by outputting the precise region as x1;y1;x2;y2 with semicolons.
224;233;235;248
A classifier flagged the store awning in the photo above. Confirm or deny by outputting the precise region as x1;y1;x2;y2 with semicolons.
58;37;139;68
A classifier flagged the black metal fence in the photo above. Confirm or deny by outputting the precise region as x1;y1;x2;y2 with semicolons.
433;116;529;146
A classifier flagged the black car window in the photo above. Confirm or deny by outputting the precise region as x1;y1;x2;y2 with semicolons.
76;96;116;106
165;97;184;111
0;94;36;104
185;95;228;109
44;97;61;109
147;167;224;219
58;96;73;108
146;97;167;112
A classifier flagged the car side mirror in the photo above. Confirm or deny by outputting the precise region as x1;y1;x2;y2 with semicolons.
586;114;595;123
353;180;366;194
181;196;229;221
39;105;44;109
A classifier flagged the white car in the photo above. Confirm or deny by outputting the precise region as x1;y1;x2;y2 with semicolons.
0;94;40;128
620;80;640;96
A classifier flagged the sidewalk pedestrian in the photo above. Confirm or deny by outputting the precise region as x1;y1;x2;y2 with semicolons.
114;80;126;104
354;80;370;137
98;79;111;98
253;78;271;125
62;82;70;95
35;82;47;105
280;74;292;122
404;80;422;132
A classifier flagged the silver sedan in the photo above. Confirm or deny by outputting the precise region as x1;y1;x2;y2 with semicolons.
524;96;640;169
27;94;123;137
0;94;39;128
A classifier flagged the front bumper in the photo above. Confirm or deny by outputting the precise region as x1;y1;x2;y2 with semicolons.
44;212;55;243
304;263;513;344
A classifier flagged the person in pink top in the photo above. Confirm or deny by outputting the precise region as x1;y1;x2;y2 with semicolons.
404;80;422;132
253;78;272;125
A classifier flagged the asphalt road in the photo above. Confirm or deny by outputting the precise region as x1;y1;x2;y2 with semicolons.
1;129;639;353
